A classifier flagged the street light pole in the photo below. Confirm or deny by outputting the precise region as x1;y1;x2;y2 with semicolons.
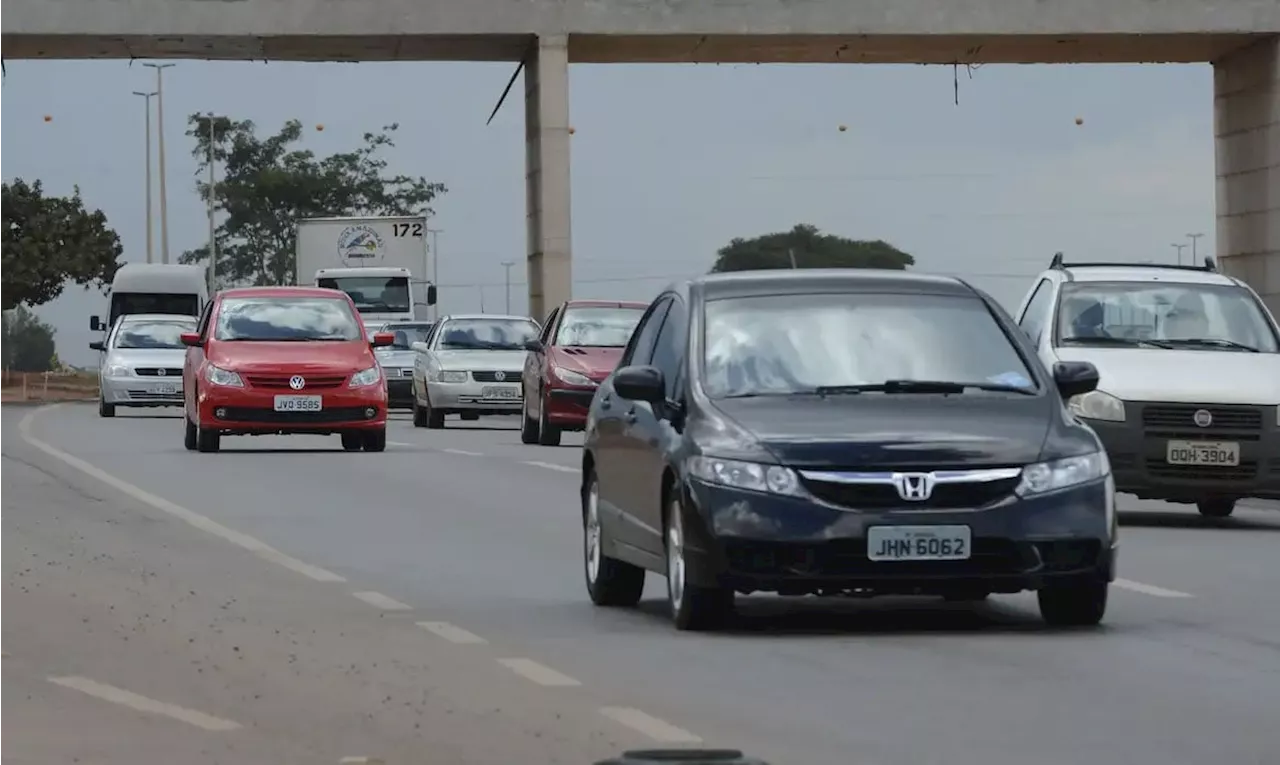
1172;243;1187;265
131;90;157;264
501;261;515;314
144;62;176;264
1186;232;1205;263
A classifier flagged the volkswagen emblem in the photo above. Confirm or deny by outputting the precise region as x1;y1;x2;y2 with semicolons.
156;368;166;377
892;472;936;502
1193;409;1213;428
289;375;306;390
494;371;506;382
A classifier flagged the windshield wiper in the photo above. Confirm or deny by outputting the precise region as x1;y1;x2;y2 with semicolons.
1161;338;1260;352
811;379;1036;396
1059;336;1174;349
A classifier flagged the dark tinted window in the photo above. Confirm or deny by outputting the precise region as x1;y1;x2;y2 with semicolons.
649;299;688;399
621;297;672;367
110;292;200;326
113;319;198;349
214;296;363;341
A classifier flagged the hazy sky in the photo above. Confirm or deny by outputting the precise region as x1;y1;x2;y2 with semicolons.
2;59;1215;366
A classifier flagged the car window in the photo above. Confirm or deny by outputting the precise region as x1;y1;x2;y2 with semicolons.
620;296;672;367
196;301;214;339
436;318;539;350
1019;278;1053;345
1055;280;1279;352
113;319;198;349
648;299;687;400
213;296;363;341
554;306;645;348
539;307;560;345
701;292;1038;398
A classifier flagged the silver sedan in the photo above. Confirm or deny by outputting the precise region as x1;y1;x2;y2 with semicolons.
91;313;197;418
410;313;540;429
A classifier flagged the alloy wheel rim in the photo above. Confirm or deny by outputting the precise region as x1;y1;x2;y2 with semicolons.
667;504;685;613
585;481;602;583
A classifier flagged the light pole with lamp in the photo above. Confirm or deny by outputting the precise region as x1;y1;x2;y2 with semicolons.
1172;243;1187;265
143;62;176;264
1186;232;1205;263
501;261;515;314
131;90;157;264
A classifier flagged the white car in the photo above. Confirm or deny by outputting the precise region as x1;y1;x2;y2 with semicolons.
90;313;198;418
1013;254;1280;518
410;313;540;429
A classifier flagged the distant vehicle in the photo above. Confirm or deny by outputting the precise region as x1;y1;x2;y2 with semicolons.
1014;254;1280;518
581;269;1114;631
369;321;435;408
90;313;198;417
521;299;648;446
180;286;394;453
90;263;208;333
410;313;540;429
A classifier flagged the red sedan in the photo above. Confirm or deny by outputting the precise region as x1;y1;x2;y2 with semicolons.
521;299;648;445
181;286;394;453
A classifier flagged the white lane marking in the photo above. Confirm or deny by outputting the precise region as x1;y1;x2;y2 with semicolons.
18;407;346;583
497;658;582;687
598;707;703;744
442;447;483;456
48;676;242;731
1114;578;1194;598
522;460;577;474
339;758;385;764
416;621;488;645
388;441;415;447
351;591;413;610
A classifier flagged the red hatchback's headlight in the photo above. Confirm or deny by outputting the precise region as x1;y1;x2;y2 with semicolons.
553;367;596;387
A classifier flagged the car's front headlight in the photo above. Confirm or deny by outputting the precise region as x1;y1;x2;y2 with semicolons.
429;369;468;383
349;366;382;388
205;364;243;388
103;363;131;377
687;456;803;497
1068;390;1126;422
1016;451;1110;496
554;367;595;387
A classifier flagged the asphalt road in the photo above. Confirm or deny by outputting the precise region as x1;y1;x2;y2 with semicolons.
5;403;1280;765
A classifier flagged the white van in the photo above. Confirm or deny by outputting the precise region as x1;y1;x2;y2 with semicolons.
90;263;209;333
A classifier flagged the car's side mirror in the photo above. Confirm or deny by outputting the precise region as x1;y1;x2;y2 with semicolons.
89;341;106;352
90;316;102;332
371;332;395;348
1053;361;1100;399
613;364;665;403
179;332;203;348
524;339;544;353
425;285;438;306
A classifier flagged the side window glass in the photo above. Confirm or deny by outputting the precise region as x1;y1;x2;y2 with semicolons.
621;297;672;367
1019;279;1052;345
649;299;688;400
539;307;560;345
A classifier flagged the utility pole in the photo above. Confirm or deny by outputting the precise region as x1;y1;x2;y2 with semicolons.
501;261;515;314
427;228;442;320
1186;232;1205;262
131;90;157;264
1171;243;1187;265
206;113;218;291
144;62;176;264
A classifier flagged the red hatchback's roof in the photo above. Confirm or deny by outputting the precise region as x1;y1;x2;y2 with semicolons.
218;285;347;300
562;299;648;309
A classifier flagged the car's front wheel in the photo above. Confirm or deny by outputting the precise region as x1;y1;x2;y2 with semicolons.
1037;582;1107;627
341;433;363;451
538;391;562;446
183;413;197;451
98;398;115;418
196;420;221;453
1197;497;1236;518
582;470;644;607
520;392;541;444
363;428;387;452
665;493;733;631
412;398;428;428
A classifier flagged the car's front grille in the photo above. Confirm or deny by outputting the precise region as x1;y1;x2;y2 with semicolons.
1142;404;1264;431
471;370;518;383
135;367;182;377
126;389;182;401
800;476;1020;510
724;538;1033;578
1145;458;1258;482
245;374;347;390
217;406;372;424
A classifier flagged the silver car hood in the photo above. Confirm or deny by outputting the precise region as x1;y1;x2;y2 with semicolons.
106;348;187;370
375;349;417;368
434;349;528;372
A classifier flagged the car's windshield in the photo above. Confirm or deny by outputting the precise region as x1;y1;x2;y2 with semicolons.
554;306;644;347
701;292;1037;398
214;296;363;341
316;276;411;313
438;318;539;351
1055;281;1279;352
113;319;196;349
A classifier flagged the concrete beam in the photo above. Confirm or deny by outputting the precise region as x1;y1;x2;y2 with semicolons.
525;35;573;322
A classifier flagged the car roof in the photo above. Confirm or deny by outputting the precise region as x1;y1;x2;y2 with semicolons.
1053;265;1238;286
440;313;535;322
679;268;978;301
562;299;649;309
116;313;198;323
218;285;350;300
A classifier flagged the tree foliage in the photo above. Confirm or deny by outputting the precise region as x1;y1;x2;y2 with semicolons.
2;306;58;372
1;179;124;310
710;224;914;273
179;116;447;287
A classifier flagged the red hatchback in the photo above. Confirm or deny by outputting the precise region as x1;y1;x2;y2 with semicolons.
521;299;648;445
181;286;394;453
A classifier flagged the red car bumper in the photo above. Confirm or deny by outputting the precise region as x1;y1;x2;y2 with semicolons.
196;383;388;434
544;386;598;430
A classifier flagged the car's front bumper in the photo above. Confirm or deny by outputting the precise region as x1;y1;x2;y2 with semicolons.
101;375;184;406
678;477;1116;596
1086;401;1280;502
426;379;522;413
545;386;598;429
197;383;387;434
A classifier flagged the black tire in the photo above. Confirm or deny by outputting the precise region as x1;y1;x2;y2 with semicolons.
583;470;645;607
520;393;541;444
537;391;562;446
460;411;480;422
1197;498;1235;518
1038;582;1108;627
183;414;197;451
664;493;733;631
363;428;387;452
196;422;221;453
341;432;364;451
412;399;428;428
99;398;115;418
424;397;446;429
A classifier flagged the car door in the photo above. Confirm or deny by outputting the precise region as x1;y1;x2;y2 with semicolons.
525;304;561;419
184;299;215;418
592;296;672;553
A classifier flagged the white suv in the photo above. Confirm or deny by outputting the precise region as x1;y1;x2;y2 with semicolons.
1013;254;1280;518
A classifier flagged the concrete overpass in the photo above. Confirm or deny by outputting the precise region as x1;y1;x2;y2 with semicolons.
4;1;1279;319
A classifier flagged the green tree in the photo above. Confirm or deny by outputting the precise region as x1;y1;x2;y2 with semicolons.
710;223;914;273
2;179;124;310
180;116;447;287
2;306;58;372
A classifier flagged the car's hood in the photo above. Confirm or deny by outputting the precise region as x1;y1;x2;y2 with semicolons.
374;349;416;368
711;395;1052;469
107;348;186;368
1053;347;1280;404
207;341;373;373
435;349;528;372
550;346;624;381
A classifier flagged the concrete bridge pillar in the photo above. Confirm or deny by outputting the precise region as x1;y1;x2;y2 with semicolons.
524;34;573;322
1214;37;1280;317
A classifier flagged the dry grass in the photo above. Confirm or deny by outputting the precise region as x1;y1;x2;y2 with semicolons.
1;370;99;402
